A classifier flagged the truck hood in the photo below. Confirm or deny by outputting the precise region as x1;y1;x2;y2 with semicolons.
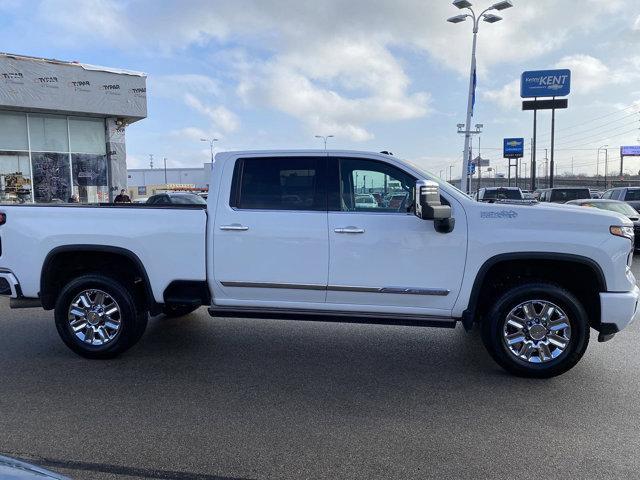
469;200;633;227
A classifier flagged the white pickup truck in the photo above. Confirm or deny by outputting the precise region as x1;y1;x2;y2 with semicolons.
0;150;638;377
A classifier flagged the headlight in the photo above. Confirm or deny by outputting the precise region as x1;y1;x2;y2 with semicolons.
610;225;635;241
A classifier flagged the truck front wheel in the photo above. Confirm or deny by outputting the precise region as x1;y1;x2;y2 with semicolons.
54;274;148;359
481;282;590;378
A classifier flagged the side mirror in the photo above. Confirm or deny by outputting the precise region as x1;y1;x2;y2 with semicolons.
414;180;455;233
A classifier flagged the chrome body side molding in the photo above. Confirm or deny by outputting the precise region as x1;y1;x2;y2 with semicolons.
220;281;449;296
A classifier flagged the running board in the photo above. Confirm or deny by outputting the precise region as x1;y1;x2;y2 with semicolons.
208;306;457;328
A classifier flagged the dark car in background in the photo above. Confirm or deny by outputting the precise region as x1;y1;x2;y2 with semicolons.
602;187;640;211
538;187;591;203
567;198;640;250
473;187;524;202
146;192;207;206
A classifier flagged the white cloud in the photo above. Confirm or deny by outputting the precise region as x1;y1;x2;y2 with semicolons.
149;74;220;98
183;94;239;134
482;79;520;110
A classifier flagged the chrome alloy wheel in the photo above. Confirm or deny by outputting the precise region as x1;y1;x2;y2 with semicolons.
67;289;122;346
502;300;571;364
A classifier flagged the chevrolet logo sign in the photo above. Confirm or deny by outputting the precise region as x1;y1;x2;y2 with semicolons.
506;141;521;147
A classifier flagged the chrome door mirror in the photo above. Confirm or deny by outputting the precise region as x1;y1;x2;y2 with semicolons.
414;180;455;233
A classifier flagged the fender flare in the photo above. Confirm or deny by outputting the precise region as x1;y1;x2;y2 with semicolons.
39;244;157;311
461;252;607;330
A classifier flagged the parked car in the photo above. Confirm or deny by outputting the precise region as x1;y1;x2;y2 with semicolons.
0;150;637;378
474;187;524;202
384;192;409;210
589;189;603;199
537;187;591;203
0;454;68;479
146;192;207;205
567;198;640;250
601;187;640;211
355;194;378;209
133;197;148;204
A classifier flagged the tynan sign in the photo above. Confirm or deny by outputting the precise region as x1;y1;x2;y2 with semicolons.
521;69;571;98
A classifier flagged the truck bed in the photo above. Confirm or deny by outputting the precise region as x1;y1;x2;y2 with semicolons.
0;204;207;302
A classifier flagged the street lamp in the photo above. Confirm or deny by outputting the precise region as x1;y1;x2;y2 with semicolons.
200;138;219;168
315;135;334;150
598;144;609;187
447;0;513;193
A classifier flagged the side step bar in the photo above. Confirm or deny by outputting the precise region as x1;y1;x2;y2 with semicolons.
209;306;457;328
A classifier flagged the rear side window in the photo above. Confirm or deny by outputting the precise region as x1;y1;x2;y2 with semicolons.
550;189;590;202
625;190;640;201
231;157;325;211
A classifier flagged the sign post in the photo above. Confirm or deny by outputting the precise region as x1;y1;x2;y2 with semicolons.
521;69;571;190
504;138;524;187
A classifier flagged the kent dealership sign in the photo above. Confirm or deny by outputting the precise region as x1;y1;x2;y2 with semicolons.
521;69;571;98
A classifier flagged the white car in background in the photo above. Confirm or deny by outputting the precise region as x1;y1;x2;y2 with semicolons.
355;194;378;209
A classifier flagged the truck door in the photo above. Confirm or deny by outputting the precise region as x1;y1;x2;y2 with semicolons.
326;156;467;316
212;154;329;305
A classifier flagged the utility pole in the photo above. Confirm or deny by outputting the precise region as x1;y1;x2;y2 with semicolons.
544;149;549;188
163;157;168;185
449;165;454;182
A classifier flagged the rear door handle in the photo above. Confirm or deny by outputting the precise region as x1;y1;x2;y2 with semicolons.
220;224;249;231
334;226;365;234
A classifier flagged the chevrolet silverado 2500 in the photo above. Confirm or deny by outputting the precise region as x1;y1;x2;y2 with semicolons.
0;150;637;377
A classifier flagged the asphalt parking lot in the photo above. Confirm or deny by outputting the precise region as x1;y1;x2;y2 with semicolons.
2;264;640;480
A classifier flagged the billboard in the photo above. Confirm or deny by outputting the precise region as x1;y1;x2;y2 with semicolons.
621;146;640;156
521;69;571;98
503;138;524;158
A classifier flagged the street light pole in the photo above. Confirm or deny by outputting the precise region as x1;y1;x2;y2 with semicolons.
200;138;219;169
598;145;609;188
447;1;513;194
315;135;334;150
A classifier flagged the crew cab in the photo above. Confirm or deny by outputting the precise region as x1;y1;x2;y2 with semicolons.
0;150;638;378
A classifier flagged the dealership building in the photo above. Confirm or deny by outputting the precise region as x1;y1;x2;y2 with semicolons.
0;52;147;204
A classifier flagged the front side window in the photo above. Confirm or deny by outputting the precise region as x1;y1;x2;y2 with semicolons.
336;157;415;213
233;157;325;211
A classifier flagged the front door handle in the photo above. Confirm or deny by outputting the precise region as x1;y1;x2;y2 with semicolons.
334;226;365;234
220;224;249;231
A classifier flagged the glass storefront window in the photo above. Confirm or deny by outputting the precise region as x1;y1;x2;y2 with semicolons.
0;112;109;204
0;112;28;151
0;152;32;204
69;117;106;155
28;114;69;153
72;153;109;203
31;152;71;203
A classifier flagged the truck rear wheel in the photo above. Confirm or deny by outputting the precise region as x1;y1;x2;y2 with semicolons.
54;274;148;359
481;282;589;378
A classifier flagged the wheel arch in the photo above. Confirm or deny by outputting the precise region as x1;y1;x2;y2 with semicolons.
40;245;158;313
462;252;606;330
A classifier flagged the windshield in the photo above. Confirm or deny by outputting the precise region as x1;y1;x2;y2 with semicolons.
483;189;523;200
550;189;590;202
588;201;639;216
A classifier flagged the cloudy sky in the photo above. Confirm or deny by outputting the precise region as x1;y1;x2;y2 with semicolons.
2;0;640;178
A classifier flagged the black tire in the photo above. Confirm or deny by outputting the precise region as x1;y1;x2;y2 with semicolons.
54;274;148;359
162;304;200;318
481;282;590;378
